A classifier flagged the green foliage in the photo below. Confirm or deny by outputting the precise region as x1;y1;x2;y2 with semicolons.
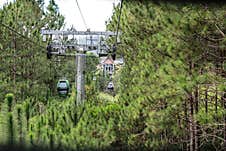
0;0;65;101
106;0;226;150
0;0;225;151
5;93;14;111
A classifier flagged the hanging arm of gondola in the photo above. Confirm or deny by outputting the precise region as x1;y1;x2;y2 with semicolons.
111;0;124;60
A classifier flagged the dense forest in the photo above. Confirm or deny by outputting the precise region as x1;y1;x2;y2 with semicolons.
0;0;225;151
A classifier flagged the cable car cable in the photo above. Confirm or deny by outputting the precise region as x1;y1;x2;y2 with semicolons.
0;22;61;59
75;0;88;30
0;21;46;53
115;0;124;45
112;0;124;60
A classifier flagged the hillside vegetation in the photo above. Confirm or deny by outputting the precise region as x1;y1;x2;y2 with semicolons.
0;0;225;151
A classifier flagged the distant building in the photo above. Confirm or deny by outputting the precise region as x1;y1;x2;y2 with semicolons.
100;56;124;77
102;56;115;77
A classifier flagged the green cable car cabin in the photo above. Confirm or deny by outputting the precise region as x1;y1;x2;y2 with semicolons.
57;79;70;96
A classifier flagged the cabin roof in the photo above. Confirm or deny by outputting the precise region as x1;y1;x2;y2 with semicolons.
103;56;114;65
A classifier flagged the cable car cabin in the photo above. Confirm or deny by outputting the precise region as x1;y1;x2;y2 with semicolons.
98;46;108;57
57;79;70;96
107;81;114;91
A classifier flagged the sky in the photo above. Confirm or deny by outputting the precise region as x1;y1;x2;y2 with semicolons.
0;0;120;31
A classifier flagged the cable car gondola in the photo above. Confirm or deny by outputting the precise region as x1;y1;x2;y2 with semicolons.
57;79;70;96
107;81;114;91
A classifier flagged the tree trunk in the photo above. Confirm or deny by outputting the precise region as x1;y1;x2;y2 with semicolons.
189;93;194;151
205;86;208;115
188;59;195;151
222;91;226;150
215;87;218;116
194;87;199;151
184;99;189;151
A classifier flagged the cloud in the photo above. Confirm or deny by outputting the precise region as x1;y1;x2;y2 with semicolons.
56;0;119;31
0;0;119;31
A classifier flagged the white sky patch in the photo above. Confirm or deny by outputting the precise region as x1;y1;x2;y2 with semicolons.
0;0;13;7
0;0;119;31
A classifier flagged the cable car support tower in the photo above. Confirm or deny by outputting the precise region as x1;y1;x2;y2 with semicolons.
41;29;116;105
